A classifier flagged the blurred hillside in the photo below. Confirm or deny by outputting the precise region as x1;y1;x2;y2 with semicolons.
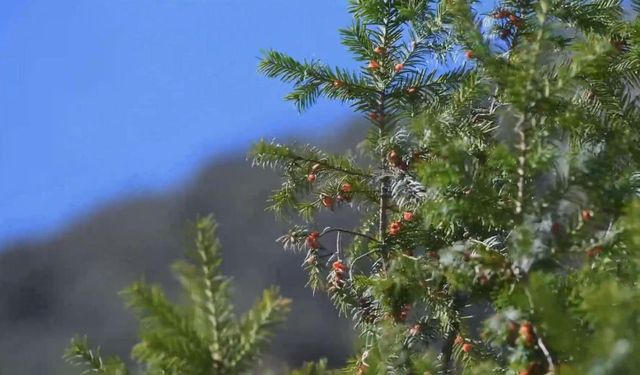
0;123;363;374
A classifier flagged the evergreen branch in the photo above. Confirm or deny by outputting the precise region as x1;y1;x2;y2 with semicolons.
259;50;373;112
191;216;233;370
120;282;210;367
64;336;129;375
228;288;291;372
251;139;372;178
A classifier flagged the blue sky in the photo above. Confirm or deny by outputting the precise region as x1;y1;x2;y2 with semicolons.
0;1;357;248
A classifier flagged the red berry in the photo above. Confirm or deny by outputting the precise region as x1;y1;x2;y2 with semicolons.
388;221;402;236
462;343;473;353
397;304;411;321
581;209;593;221
368;60;380;70
332;261;347;273
409;324;421;336
307;174;317;183
306;233;320;249
394;63;404;72
611;39;626;52
465;50;474;59
374;46;385;55
321;195;334;208
478;274;490;286
454;335;464;346
403;211;414;221
519;322;533;337
509;14;524;27
341;183;352;193
587;245;604;257
387;150;401;166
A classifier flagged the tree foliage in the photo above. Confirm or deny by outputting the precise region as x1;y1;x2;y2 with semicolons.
65;216;290;375
253;0;640;373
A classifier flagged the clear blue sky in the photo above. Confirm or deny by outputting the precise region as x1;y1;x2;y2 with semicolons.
0;1;357;248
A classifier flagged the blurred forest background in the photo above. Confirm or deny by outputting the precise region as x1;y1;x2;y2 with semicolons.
0;125;365;374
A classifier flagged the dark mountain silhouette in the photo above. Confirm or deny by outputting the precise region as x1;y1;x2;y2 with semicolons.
0;122;364;374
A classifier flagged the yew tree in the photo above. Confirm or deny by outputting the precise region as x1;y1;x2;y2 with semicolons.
253;0;640;373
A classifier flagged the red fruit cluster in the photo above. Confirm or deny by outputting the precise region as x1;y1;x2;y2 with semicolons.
332;260;347;273
330;261;348;290
581;209;594;221
519;321;536;347
465;50;474;59
307;174;317;183
403;211;414;221
453;333;473;353
321;195;334;208
338;183;353;202
369;111;384;122
306;231;320;249
388;221;402;236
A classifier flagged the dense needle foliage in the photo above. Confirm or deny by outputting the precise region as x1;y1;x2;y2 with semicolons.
252;0;640;373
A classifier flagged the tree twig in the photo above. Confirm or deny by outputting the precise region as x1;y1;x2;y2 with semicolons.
319;227;378;242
